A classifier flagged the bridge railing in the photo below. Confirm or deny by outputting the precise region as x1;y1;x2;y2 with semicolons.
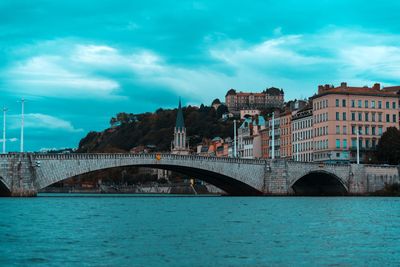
19;152;268;165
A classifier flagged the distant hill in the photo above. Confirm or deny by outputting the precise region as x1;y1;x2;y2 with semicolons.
77;104;233;153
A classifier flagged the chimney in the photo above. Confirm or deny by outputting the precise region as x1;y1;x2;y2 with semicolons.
341;82;347;88
373;83;381;90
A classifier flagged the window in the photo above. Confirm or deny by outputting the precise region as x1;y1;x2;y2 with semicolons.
358;126;363;135
351;112;355;121
336;125;340;134
336;112;340;120
372;113;376;122
358;112;362;121
365;100;368;108
393;102;397;109
379;126;383;135
372;126;376;135
351;100;355;108
336;99;339;107
386;102;390;109
378;101;382;109
343;139;347;149
366;139;370;148
351;139;356;148
371;100;375;109
336;139;340;148
352;125;356;135
343;112;347;121
358;100;362;108
343;126;347;134
342;99;346;107
365;126;369;135
393;114;397;123
378;113;382;122
365;112;369;121
386;114;390;122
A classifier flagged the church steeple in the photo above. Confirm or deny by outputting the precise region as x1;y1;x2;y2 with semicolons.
171;98;189;155
175;97;185;130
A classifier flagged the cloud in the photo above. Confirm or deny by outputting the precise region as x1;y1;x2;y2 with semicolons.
5;55;120;98
9;113;83;133
0;138;18;143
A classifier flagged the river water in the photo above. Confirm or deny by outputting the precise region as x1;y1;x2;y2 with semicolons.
0;195;399;266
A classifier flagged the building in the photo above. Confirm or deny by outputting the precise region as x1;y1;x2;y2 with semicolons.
225;87;284;114
292;104;313;162
171;99;190;155
237;116;266;158
312;82;400;163
240;109;261;119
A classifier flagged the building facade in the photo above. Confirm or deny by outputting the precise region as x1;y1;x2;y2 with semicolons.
292;105;313;162
225;87;284;114
312;82;400;163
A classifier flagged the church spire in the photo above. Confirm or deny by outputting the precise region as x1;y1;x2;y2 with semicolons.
175;97;185;130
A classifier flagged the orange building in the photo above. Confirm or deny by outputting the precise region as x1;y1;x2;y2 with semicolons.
312;82;400;163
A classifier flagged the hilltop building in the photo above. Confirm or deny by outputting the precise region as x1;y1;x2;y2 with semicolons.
225;87;284;115
171;99;190;155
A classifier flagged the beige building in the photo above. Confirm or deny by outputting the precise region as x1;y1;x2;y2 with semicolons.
312;82;400;163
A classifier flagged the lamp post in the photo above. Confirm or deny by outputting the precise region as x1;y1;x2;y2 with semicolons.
2;107;7;154
233;119;237;157
271;111;275;159
20;98;25;153
356;129;360;165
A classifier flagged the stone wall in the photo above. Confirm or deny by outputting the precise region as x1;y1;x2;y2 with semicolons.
0;153;399;196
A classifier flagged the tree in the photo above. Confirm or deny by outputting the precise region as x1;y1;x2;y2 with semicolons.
376;127;400;165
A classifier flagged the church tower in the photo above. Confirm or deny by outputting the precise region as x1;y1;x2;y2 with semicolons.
172;98;190;155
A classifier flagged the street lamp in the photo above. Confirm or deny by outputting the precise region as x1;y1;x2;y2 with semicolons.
2;107;7;154
356;128;361;165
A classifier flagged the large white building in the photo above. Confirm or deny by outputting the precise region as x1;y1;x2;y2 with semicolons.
292;105;314;162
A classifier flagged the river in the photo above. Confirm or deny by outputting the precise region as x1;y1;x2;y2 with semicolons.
0;194;399;266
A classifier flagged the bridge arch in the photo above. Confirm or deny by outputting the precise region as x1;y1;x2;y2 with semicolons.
41;161;263;196
290;170;348;196
0;177;11;197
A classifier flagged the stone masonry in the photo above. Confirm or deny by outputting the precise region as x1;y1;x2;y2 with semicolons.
0;153;399;196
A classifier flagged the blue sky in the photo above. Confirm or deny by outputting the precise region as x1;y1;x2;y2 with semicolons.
1;0;400;151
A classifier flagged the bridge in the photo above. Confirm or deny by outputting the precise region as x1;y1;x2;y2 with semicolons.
0;153;399;196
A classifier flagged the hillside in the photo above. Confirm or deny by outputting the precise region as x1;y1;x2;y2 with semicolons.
77;104;233;153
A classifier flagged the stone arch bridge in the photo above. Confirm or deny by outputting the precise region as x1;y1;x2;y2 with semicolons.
0;153;399;196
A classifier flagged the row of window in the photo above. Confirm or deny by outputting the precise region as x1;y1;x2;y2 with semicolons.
293;141;313;152
335;99;397;109
335;112;397;123
293;129;313;141
314;98;398;111
292;118;313;130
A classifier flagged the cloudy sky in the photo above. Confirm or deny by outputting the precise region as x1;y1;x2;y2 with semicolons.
1;0;400;151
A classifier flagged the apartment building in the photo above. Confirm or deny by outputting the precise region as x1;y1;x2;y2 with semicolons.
312;82;400;163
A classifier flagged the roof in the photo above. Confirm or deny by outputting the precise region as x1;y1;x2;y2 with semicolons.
175;98;185;130
313;82;400;99
212;98;221;105
264;87;284;96
225;89;237;96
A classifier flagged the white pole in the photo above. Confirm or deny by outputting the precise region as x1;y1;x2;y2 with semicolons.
271;112;275;159
20;98;24;153
233;120;237;157
2;107;6;154
356;129;360;165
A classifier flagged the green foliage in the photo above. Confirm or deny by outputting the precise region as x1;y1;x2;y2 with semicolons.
78;105;234;153
376;127;400;165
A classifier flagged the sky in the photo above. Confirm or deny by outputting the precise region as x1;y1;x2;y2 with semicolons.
1;0;400;151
